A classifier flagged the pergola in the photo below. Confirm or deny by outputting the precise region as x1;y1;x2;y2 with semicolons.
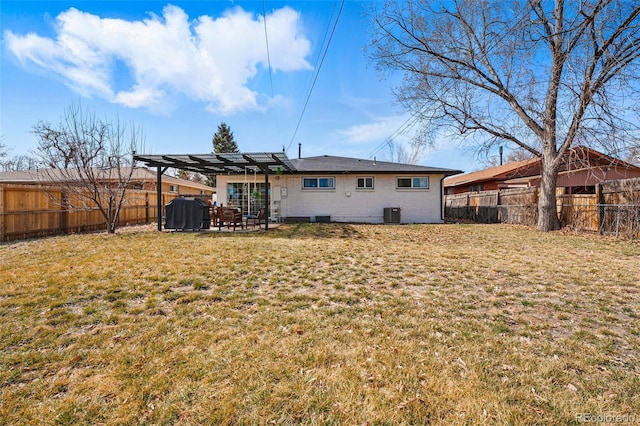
133;152;296;231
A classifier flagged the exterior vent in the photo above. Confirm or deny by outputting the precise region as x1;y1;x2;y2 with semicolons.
383;207;401;224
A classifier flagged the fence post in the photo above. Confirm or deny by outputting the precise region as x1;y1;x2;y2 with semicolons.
60;190;69;235
145;191;150;224
596;183;605;234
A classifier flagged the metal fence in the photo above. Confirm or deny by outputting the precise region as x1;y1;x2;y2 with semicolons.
597;204;640;237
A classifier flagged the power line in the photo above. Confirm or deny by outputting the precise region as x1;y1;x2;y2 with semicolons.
367;114;421;159
262;0;275;99
286;0;345;154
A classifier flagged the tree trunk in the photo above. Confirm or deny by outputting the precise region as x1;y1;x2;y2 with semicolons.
537;161;561;231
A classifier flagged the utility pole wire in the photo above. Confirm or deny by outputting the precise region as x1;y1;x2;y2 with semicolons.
367;114;421;159
286;0;345;154
262;0;275;99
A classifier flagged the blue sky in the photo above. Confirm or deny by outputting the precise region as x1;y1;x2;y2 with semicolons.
1;0;481;172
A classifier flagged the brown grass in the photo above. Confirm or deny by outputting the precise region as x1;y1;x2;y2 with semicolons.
1;223;639;425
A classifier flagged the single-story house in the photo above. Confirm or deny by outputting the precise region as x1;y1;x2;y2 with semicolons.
218;155;461;224
134;152;462;226
444;146;640;195
0;167;215;197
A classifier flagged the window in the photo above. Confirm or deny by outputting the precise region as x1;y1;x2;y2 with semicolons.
227;182;268;215
396;177;429;189
169;184;179;193
357;177;374;189
303;177;334;189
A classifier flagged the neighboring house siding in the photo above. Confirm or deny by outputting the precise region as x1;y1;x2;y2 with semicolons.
217;173;446;224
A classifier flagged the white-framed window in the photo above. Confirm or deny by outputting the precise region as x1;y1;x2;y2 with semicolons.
356;176;374;189
169;184;179;193
303;177;335;189
396;177;429;189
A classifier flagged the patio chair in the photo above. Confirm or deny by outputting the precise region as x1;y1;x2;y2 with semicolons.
210;206;220;228
218;207;244;230
246;208;266;229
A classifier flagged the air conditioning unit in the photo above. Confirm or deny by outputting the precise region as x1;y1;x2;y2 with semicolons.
383;207;401;224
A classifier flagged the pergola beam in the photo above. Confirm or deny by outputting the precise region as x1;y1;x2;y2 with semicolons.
135;152;295;175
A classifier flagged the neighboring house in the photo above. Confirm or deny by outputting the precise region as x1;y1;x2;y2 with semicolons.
0;167;215;197
215;155;462;224
444;146;640;195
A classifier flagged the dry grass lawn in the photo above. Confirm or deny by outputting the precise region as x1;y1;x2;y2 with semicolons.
1;223;639;425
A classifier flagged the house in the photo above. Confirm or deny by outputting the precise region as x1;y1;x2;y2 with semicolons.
214;155;462;224
444;146;640;195
134;152;462;226
0;167;215;197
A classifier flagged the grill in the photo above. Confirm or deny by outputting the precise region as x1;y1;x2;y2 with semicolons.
164;197;210;230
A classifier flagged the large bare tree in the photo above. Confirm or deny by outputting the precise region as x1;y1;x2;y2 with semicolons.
369;0;640;231
32;103;143;233
0;138;8;166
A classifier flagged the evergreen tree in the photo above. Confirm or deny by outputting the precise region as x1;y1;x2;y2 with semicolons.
212;122;239;153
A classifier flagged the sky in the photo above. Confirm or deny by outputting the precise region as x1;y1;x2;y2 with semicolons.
1;0;483;173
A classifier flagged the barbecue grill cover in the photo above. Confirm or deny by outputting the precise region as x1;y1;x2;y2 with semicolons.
164;198;210;230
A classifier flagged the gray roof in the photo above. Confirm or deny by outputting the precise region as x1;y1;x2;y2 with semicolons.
291;155;462;176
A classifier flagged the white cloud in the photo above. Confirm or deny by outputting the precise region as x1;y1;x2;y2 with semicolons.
4;5;312;114
337;115;412;144
114;85;165;108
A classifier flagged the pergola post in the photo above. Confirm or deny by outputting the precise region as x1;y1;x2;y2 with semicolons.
264;167;270;231
157;167;163;231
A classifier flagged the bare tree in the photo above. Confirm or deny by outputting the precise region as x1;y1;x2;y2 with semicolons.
176;169;193;181
175;169;206;184
625;146;640;166
369;0;640;231
0;139;39;171
0;137;8;168
32;103;143;233
482;146;535;168
1;155;39;171
386;139;426;165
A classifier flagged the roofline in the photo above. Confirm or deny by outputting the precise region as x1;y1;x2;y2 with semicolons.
285;169;462;176
444;145;640;187
0;166;215;190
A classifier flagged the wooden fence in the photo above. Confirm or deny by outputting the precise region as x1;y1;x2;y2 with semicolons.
0;184;179;242
445;178;640;237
